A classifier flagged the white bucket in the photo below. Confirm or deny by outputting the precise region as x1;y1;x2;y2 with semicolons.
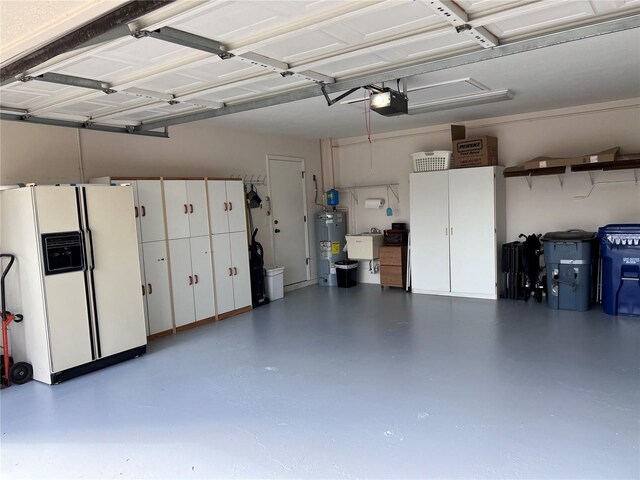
265;266;285;301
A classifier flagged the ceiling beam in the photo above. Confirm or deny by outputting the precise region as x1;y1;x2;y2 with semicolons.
0;1;177;85
145;27;229;56
141;27;335;83
135;14;640;131
26;72;112;92
0;113;169;138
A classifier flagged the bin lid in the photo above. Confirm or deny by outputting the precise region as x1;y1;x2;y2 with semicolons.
598;224;640;235
598;225;640;246
541;229;596;242
265;266;285;276
335;260;358;269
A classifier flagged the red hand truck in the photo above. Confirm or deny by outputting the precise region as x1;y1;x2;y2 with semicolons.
1;254;33;387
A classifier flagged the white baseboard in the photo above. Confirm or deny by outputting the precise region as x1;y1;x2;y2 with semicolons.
284;279;318;293
412;289;497;300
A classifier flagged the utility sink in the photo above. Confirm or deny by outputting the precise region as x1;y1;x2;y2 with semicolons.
345;233;384;260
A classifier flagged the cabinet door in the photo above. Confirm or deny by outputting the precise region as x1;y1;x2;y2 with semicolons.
409;172;450;293
211;234;235;314
137;180;166;243
449;167;497;296
190;235;215;321
119;180;142;244
226;181;247;233
164;180;190;240
230;231;251;309
142;240;174;335
186;181;209;237
139;244;149;336
169;238;196;327
208;180;229;234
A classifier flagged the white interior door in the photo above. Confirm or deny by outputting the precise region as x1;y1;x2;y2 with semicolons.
448;167;497;296
137;180;166;243
409;172;451;293
169;238;195;327
225;181;247;233
211;234;235;315
190;235;215;321
84;187;147;357
268;156;309;286
142;240;173;335
230;231;251;309
164;180;190;240
208;180;229;234
186;181;209;237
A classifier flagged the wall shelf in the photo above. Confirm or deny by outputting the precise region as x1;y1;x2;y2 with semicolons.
503;153;640;190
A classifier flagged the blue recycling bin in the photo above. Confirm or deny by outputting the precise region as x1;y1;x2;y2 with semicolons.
541;230;596;311
598;224;640;317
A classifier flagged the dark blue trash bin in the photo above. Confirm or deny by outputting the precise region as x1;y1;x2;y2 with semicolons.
598;224;640;317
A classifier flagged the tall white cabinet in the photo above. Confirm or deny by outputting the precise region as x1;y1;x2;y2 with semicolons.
208;180;252;315
410;166;505;300
119;179;173;336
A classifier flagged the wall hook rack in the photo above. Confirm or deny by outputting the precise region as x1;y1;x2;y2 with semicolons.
231;174;267;186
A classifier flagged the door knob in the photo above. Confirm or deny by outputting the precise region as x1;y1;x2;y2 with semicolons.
275;229;280;233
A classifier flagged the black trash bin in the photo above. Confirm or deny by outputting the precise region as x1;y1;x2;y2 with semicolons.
335;260;358;288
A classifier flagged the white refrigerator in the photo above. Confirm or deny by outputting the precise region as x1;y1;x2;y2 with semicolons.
0;185;147;384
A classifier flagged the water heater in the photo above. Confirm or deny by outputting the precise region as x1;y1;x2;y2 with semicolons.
316;211;346;286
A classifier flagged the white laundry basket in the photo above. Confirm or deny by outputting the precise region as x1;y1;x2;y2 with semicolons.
265;266;285;301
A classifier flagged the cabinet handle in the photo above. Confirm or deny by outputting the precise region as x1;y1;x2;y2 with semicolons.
228;202;233;211
142;284;146;296
188;275;193;285
147;283;152;294
228;267;233;276
141;205;146;217
450;227;454;236
224;202;228;211
445;227;448;236
134;206;139;218
189;203;193;214
233;267;238;276
184;204;188;214
194;274;199;284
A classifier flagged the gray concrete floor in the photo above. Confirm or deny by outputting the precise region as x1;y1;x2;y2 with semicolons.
1;285;639;479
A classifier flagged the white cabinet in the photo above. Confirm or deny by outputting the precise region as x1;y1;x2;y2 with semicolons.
190;235;216;321
138;244;149;336
168;236;215;327
164;180;209;240
142;240;174;335
410;166;505;300
212;232;251;314
136;180;166;243
208;180;246;234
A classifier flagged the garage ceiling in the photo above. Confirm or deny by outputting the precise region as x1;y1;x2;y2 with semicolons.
1;0;639;138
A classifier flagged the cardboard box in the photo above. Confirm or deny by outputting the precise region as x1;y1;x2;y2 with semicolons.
450;125;498;169
524;147;619;170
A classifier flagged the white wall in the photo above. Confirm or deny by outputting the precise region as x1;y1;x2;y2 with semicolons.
0;120;325;281
331;99;640;283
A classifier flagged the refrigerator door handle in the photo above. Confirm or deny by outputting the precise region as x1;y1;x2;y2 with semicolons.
81;186;102;358
76;188;96;360
86;228;96;271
